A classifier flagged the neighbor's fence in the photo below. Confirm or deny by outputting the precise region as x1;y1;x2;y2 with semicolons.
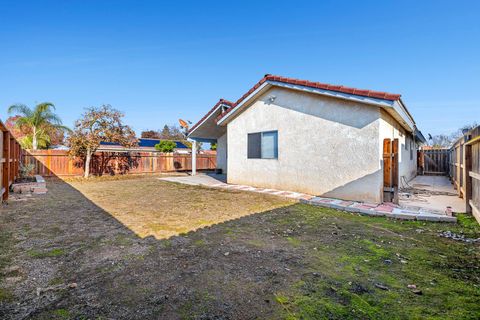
1;120;22;201
22;150;216;177
448;126;480;223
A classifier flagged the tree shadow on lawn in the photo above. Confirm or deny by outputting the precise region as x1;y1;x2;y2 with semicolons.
0;177;479;320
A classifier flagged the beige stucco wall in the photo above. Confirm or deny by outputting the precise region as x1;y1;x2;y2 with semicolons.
379;109;417;183
216;133;227;173
226;87;385;203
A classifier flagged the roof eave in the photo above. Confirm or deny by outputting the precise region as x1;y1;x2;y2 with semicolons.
217;80;398;126
188;101;230;137
217;81;271;126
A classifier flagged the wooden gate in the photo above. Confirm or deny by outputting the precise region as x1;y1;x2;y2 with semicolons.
418;148;449;175
383;138;399;203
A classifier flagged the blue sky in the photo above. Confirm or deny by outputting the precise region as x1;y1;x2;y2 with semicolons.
1;0;479;137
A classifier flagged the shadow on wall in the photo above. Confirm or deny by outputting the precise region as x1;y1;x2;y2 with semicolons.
322;168;384;203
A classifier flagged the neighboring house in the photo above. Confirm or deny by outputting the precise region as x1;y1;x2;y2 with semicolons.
188;74;426;203
99;138;190;153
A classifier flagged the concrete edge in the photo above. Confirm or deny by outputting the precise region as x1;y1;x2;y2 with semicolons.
34;175;46;183
301;199;457;223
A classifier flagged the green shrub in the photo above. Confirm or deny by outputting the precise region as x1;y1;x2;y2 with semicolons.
155;140;176;152
19;163;35;178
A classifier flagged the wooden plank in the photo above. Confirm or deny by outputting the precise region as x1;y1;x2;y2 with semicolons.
470;200;480;225
383;139;392;189
419;148;450;175
465;144;473;213
21;150;217;176
2;131;10;201
392;138;399;203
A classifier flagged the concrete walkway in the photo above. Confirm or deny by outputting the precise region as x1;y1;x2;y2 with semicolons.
160;173;227;186
159;173;456;222
159;173;313;200
399;175;466;214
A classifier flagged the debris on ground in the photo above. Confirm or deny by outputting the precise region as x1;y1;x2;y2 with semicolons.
36;283;78;296
374;283;389;291
439;230;480;243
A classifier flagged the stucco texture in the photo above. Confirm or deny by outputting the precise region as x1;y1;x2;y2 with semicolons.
225;87;385;203
216;133;227;173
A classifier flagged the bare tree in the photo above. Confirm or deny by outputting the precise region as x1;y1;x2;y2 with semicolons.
67;105;137;178
429;122;479;148
141;130;161;139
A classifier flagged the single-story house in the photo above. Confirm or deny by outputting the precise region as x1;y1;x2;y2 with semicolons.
99;138;190;153
188;74;426;203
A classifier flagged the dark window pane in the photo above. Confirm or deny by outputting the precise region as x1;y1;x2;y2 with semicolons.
248;133;261;158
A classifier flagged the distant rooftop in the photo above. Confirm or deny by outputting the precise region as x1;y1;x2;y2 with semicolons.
100;138;189;149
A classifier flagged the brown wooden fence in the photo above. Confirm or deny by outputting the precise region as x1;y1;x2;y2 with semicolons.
22;150;216;177
418;148;450;175
448;126;480;223
1;120;22;201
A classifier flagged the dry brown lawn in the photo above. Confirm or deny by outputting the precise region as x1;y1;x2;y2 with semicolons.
67;175;293;239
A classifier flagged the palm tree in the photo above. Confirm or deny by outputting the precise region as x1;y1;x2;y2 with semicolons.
7;102;69;150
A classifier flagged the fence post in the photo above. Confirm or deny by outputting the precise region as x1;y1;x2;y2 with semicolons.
465;143;472;213
2;131;10;201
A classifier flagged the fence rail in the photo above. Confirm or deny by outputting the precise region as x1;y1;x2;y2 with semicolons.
1;120;22;201
22;150;216;177
448;126;480;223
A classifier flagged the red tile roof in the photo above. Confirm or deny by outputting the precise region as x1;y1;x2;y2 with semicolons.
265;75;401;100
190;74;402;133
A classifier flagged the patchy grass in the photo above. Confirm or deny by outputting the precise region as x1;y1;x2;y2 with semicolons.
286;236;302;247
0;288;14;302
28;248;65;259
67;175;293;239
51;308;70;319
0;229;15;303
0;176;478;319
271;205;480;320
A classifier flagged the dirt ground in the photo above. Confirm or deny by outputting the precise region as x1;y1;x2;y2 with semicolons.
0;176;479;319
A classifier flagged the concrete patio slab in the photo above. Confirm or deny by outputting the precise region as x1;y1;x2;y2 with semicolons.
400;175;466;213
160;173;226;186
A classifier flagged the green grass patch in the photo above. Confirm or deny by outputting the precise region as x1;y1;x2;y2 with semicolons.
52;308;70;319
286;236;301;247
245;239;265;247
48;277;64;286
161;239;172;248
274;204;480;319
28;248;65;258
0;288;14;302
193;239;206;247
